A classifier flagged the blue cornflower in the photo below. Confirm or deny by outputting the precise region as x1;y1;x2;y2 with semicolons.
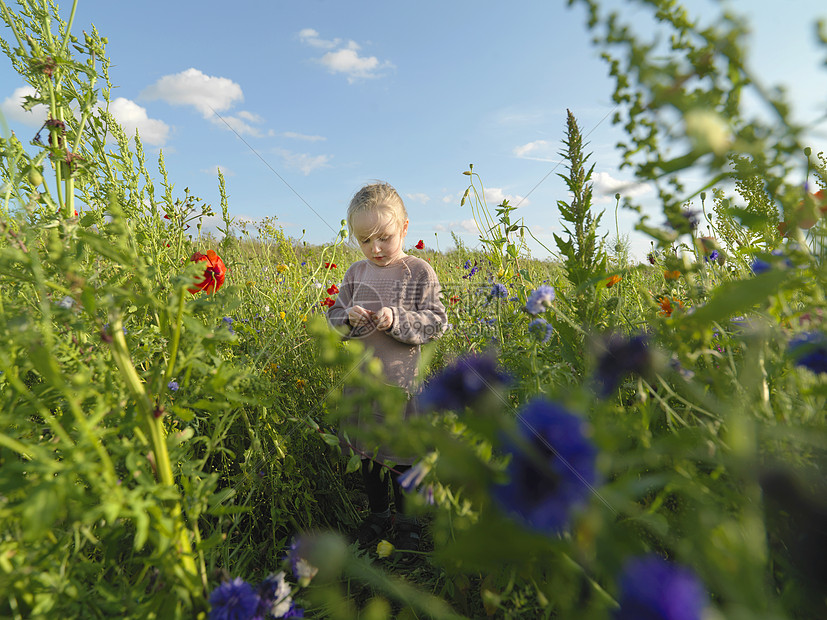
595;334;651;396
680;209;700;231
222;316;235;334
418;354;511;412
255;571;294;619
490;283;509;298
463;259;472;270
463;265;479;279
614;555;708;620
209;577;260;620
492;398;597;533
287;538;319;585
167;380;180;392
398;461;429;492
282;604;304;618
528;318;553;344
751;258;771;274
524;285;556;315
787;331;827;374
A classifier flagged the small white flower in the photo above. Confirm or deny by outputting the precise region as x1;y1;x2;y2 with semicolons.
57;296;75;309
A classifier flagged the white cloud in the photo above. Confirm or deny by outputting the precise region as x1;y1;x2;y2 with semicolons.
141;68;244;117
299;30;393;82
459;219;479;233
484;187;529;207
513;139;559;162
237;110;263;124
591;171;653;203
283;131;326;142
430;219;478;234
405;193;430;204
209;113;263;137
276;149;330;175
107;97;170;146
298;28;341;49
1;86;48;127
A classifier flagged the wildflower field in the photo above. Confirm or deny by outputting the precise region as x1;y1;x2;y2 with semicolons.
2;1;827;618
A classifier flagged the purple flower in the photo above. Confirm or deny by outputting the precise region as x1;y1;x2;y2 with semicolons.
418;354;512;412
614;555;708;620
751;258;771;274
595;334;651;396
787;331;827;374
209;577;260;620
682;209;700;231
398;462;429;492
492;399;597;533
283;604;304;617
524;285;555;315
255;572;293;619
222;316;235;334
528;318;553;344
463;259;472;270
489;283;509;298
463;264;479;279
167;380;180;392
287;538;318;584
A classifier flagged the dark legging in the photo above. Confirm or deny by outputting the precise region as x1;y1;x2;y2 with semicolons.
361;459;410;514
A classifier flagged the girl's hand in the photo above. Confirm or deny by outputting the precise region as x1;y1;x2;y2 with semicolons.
347;305;374;327
373;307;393;331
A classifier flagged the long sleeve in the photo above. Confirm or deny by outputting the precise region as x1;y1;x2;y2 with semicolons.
388;265;447;346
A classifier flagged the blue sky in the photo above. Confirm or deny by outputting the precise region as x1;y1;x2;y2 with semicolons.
2;0;825;260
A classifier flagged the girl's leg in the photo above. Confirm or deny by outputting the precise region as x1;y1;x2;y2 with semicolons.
390;465;410;515
351;459;392;546
362;458;391;514
390;465;422;564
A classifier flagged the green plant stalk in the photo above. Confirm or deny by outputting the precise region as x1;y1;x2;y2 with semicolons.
164;287;186;382
107;312;199;578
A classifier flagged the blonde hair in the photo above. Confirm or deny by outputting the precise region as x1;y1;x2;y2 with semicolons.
347;182;408;239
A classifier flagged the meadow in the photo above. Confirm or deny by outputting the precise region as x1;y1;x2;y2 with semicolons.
1;0;827;618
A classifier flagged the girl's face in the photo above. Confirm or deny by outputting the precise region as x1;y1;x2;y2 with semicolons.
351;209;409;267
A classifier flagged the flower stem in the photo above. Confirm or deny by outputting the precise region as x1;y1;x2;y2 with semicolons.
107;312;198;578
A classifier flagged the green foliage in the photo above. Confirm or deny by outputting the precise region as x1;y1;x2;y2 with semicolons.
554;109;608;289
2;0;827;619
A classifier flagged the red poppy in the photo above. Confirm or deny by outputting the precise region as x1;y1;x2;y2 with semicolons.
606;274;622;288
658;296;683;317
450;296;460;305
320;297;335;307
327;284;339;295
663;270;681;280
816;189;827;214
415;240;425;250
325;262;337;269
188;250;226;294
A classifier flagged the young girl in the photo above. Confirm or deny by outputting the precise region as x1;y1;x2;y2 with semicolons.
327;182;447;561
